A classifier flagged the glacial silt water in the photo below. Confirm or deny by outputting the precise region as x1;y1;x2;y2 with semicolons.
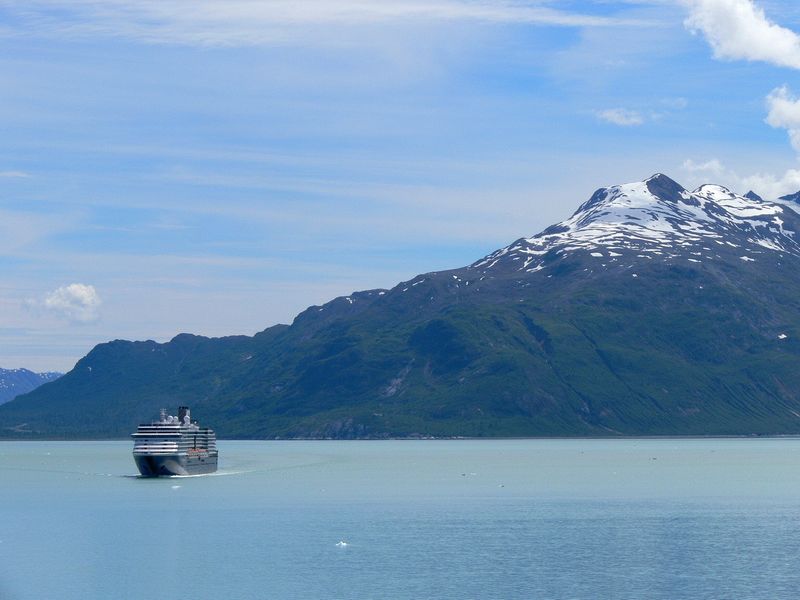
2;439;800;599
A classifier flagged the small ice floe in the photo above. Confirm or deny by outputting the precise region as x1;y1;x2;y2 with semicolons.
335;541;349;548
171;485;181;490
779;333;788;340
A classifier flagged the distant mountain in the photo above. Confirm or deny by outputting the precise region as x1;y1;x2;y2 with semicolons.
4;174;800;439
0;368;62;405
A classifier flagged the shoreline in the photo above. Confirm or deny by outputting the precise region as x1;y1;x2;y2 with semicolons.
4;434;800;442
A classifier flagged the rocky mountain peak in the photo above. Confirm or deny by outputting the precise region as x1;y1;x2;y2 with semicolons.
744;190;764;202
471;174;800;276
779;190;800;204
644;173;687;202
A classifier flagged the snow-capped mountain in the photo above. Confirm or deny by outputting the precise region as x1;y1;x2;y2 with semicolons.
472;173;800;274
0;368;62;405
6;173;800;439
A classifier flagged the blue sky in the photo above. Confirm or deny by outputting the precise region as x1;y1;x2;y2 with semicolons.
3;0;800;371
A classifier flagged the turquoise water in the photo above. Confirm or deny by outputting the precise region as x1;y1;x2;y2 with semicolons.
2;439;800;599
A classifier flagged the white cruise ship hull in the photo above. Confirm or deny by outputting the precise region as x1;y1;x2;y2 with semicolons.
134;452;218;477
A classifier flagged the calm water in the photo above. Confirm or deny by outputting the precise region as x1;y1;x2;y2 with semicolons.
2;439;800;599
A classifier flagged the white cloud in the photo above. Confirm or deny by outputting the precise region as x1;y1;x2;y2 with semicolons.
0;171;30;178
34;284;102;323
739;169;800;199
684;0;800;69
679;2;800;199
766;86;800;153
595;108;644;126
2;1;645;46
0;208;73;256
680;85;800;199
680;157;800;199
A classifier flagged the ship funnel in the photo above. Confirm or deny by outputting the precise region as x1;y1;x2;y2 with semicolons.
178;406;190;425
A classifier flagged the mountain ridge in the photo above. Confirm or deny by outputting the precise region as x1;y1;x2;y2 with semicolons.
0;368;62;405
4;173;800;439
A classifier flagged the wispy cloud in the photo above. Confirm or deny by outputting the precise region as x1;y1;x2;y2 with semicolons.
684;0;800;70
595;108;644;126
0;170;30;178
682;158;725;176
0;208;75;255
661;97;688;110
1;1;645;46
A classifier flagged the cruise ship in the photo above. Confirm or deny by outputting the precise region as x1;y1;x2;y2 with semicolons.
131;406;218;477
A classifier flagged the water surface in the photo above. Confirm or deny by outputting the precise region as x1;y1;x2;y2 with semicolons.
2;439;800;599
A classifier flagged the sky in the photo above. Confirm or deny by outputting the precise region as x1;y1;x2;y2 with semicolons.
3;0;800;372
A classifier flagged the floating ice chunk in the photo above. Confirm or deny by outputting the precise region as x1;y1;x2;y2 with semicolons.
590;252;603;257
779;333;788;340
739;256;756;262
336;541;349;548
